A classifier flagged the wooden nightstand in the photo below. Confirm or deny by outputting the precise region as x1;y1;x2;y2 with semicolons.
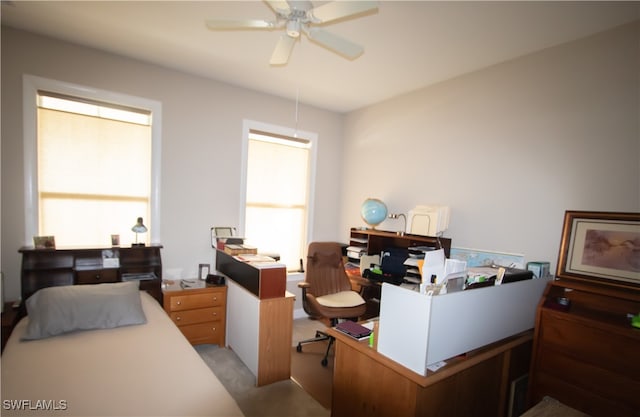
2;301;20;354
163;282;226;346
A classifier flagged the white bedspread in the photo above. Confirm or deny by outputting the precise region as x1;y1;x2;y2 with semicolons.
1;292;244;417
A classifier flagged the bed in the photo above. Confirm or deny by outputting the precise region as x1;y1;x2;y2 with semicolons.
1;282;244;417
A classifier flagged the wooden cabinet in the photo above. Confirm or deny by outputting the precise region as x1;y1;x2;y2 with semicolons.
346;228;453;318
528;280;640;416
216;252;294;386
163;284;226;346
75;268;119;284
348;227;452;260
19;245;163;305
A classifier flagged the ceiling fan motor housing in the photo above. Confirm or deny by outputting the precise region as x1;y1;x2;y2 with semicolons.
286;19;301;37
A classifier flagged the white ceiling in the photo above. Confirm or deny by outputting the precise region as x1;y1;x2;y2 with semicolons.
2;1;639;113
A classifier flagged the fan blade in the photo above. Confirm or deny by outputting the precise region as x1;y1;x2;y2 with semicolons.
270;34;297;65
265;0;290;15
306;27;363;59
309;1;378;24
205;19;276;30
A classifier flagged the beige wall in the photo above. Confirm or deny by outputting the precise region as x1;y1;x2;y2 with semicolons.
340;21;640;271
2;22;639;301
1;27;344;300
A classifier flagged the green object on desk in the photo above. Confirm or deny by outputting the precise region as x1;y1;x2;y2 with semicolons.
632;313;640;329
369;331;374;347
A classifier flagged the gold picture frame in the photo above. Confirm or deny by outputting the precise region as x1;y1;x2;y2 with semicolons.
556;210;640;289
33;235;56;249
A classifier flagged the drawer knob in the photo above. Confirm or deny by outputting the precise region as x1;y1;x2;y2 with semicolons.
213;297;218;301
176;316;181;321
213;312;217;317
212;327;216;332
95;274;101;280
176;301;181;305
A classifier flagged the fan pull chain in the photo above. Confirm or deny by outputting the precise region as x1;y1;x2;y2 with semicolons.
294;87;299;138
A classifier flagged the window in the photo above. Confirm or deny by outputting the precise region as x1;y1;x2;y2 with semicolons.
23;76;162;247
241;121;317;271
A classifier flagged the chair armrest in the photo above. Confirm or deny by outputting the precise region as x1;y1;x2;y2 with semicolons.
298;281;311;289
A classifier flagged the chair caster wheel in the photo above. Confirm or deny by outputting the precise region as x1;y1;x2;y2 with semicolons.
296;345;302;353
321;358;328;367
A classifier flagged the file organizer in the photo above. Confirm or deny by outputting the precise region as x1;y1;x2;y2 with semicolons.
377;276;550;376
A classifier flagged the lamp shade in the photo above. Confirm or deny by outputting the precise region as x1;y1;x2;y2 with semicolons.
131;217;147;233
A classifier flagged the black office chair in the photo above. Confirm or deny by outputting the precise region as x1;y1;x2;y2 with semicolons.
296;242;367;366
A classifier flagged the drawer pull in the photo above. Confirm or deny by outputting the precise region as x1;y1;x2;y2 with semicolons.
176;301;181;305
212;327;216;332
176;316;181;321
94;274;101;280
213;296;218;301
213;312;217;317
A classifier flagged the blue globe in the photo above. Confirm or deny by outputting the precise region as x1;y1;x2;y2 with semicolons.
360;198;388;228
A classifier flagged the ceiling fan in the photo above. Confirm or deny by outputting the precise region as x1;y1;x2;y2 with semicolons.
205;1;379;65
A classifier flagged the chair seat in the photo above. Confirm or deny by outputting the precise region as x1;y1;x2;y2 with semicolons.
316;290;365;308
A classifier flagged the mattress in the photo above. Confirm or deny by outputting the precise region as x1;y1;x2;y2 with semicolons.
1;291;244;417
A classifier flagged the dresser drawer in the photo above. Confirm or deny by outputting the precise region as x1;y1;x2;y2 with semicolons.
168;291;225;311
539;310;640;378
169;306;224;326
179;321;225;345
76;268;118;284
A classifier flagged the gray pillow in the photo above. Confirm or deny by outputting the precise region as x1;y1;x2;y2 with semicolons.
23;281;147;340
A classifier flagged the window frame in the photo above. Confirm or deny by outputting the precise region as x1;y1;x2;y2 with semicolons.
240;119;318;267
22;75;162;246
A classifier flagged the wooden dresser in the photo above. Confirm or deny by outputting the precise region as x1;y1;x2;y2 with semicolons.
163;283;226;346
528;280;640;416
528;211;640;417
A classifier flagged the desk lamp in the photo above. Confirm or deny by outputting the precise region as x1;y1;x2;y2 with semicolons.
388;213;406;236
131;217;147;247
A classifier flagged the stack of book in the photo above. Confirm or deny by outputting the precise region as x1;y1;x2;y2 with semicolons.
224;244;257;255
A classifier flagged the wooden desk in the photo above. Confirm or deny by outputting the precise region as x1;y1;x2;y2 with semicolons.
327;326;533;417
216;252;294;386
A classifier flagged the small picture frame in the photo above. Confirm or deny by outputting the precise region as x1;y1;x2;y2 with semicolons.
556;210;640;288
211;226;236;248
33;235;55;249
198;263;210;280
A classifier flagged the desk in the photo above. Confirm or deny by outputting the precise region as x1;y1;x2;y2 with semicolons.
216;251;294;386
327;326;532;417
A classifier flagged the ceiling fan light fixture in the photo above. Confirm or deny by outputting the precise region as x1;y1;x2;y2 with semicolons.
286;20;301;38
206;1;379;65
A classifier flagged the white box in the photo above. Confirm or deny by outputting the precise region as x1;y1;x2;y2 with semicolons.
377;276;550;375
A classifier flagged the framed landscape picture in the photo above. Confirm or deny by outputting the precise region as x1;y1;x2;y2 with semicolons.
556;211;640;288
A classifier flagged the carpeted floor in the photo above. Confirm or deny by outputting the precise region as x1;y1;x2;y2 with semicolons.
195;317;333;417
290;341;334;409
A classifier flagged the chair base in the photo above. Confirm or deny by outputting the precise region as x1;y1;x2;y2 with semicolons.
296;329;334;367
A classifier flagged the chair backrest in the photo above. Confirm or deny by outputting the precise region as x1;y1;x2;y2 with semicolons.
305;242;352;297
